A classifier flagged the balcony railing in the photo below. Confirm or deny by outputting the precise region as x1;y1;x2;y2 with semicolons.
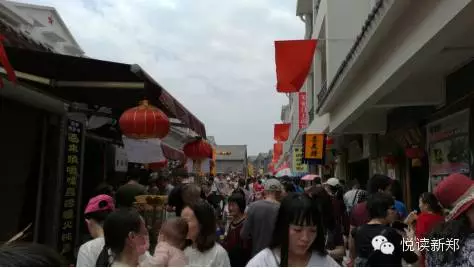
316;80;328;109
309;105;315;125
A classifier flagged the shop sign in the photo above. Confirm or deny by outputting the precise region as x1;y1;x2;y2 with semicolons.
427;109;470;175
303;134;325;161
58;119;83;260
299;92;308;129
292;145;308;173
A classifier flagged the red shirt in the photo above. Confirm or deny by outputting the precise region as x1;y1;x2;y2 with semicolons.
415;212;444;266
350;201;370;227
415;212;444;239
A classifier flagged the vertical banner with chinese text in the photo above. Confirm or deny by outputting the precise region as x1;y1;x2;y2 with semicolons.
299;92;308;129
292;145;308;174
58;119;84;261
303;133;326;163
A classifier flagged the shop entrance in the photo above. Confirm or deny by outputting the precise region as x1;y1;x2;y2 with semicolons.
348;159;370;189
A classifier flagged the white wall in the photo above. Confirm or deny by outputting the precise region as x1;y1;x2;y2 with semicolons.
325;0;372;85
0;1;83;56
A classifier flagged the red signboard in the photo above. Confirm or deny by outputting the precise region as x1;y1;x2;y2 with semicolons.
299;92;308;129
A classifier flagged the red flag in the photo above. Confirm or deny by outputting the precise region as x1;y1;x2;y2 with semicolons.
0;35;16;88
274;123;290;142
273;143;283;160
275;39;317;93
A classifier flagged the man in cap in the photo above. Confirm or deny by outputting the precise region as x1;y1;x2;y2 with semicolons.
241;178;283;257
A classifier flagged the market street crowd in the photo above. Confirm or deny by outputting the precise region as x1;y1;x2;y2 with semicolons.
0;172;473;267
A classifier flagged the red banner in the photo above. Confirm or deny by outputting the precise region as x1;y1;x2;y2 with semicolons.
274;123;290;142
299;92;308;129
273;143;283;157
275;39;317;93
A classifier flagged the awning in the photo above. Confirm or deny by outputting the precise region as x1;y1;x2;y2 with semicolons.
0;46;206;137
161;143;186;162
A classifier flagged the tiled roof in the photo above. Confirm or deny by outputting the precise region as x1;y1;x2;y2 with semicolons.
0;20;52;52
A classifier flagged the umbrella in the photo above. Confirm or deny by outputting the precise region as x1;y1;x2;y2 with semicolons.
301;174;319;181
275;168;293;177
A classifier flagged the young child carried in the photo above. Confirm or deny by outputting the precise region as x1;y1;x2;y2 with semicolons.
141;218;188;267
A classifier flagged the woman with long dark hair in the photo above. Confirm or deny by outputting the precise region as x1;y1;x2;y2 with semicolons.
307;185;345;263
181;200;230;266
246;193;339;267
426;174;474;266
96;209;149;267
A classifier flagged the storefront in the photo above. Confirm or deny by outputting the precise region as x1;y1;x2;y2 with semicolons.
427;109;470;190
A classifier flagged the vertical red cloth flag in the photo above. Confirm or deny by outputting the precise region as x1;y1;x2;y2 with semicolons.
275;39;317;93
274;123;290;142
273;143;283;157
0;35;16;88
299;92;308;129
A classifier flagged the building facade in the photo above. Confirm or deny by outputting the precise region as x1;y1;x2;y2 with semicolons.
294;0;474;209
0;1;84;56
215;145;248;176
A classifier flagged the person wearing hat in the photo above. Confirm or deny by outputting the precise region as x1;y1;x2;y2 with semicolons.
426;173;474;267
76;195;115;267
241;178;283;257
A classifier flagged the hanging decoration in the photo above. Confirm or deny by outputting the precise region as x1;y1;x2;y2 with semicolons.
405;146;425;168
274;39;318;93
383;155;397;167
119;100;170;139
273;143;283;157
183;138;213;160
0;35;17;88
148;159;168;171
274;123;290;142
183;138;213;177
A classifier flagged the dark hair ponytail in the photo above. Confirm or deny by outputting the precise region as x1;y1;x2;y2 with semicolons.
420;192;442;214
95;246;111;267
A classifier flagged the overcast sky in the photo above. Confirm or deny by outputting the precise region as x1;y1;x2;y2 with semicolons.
21;0;304;155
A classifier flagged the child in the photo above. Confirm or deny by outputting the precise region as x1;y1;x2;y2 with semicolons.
142;218;188;267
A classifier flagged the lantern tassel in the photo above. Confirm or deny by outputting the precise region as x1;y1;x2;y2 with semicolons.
0;35;17;88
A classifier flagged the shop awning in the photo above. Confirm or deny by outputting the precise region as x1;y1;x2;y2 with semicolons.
161;143;186;162
0;46;206;137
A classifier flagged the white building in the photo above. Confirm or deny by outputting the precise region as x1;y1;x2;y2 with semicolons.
294;0;474;206
0;0;84;56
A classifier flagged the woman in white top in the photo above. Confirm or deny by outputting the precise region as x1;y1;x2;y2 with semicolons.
181;200;231;266
76;194;115;267
96;208;150;267
246;193;340;267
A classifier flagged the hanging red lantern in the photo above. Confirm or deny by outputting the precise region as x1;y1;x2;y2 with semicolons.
148;159;168;171
383;155;397;166
119;100;170;139
326;136;334;146
183;138;213;160
405;147;425;159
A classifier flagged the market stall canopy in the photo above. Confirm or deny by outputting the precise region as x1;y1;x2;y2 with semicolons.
0;46;206;137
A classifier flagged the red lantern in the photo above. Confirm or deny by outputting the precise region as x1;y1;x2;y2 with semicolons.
119;100;170;139
405;147;425;159
148;159;168;171
326;136;334;146
383;155;397;166
183;138;212;160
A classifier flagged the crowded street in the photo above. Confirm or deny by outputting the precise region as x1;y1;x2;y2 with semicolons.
0;0;474;267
